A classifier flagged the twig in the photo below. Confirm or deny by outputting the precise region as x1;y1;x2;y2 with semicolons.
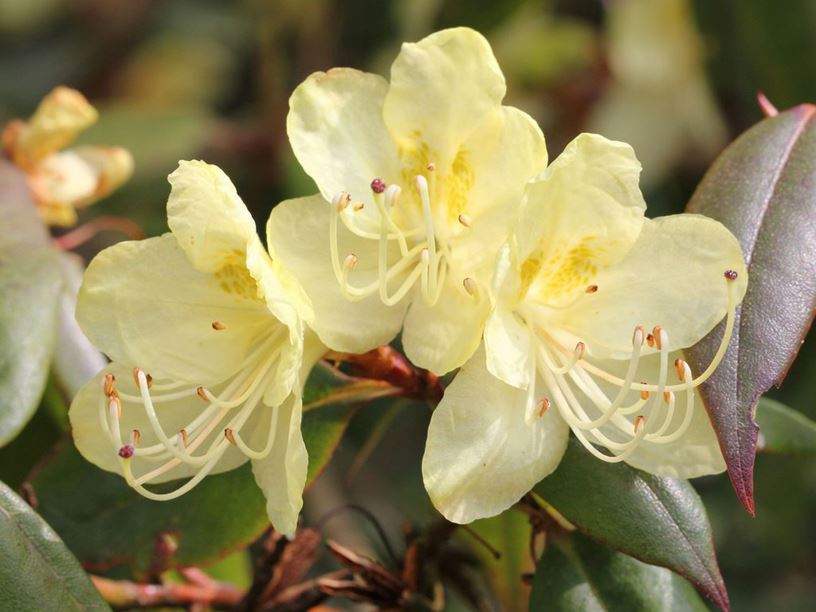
317;504;400;565
90;575;243;609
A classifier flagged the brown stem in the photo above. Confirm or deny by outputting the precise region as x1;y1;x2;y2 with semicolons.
91;575;243;609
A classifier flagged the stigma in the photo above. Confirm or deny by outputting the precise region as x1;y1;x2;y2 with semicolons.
526;272;740;463
328;167;473;308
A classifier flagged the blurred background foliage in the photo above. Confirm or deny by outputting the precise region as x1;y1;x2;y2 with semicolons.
1;0;815;609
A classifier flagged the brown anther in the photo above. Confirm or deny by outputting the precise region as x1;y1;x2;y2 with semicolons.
462;277;478;297
344;253;358;269
196;386;209;401
574;342;586;360
145;374;153;389
646;334;655;347
639;383;649;401
132;429;141;446
132;367;142;386
674;359;687;381
457;213;472;227
663;391;671;404
103;373;116;396
537;398;550;417
179;429;189;448
224;428;237;446
335;192;350;213
632;325;646;345
352;202;365;212
426;162;436;172
211;320;226;331
652;326;663;350
585;284;599;294
724;269;738;280
635;415;646;433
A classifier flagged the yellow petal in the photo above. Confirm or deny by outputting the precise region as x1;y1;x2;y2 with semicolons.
251;393;307;536
69;363;251;483
70;145;134;206
77;234;278;384
551;214;747;359
484;307;535;389
266;194;407;353
422;345;569;523
402;274;490;375
384;28;506;163
287;68;400;209
166;160;257;273
7;86;98;167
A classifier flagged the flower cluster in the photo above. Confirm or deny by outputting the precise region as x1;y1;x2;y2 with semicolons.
70;27;747;532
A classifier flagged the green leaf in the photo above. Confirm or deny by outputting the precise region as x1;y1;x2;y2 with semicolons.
0;161;63;446
31;443;269;576
0;480;110;611
534;439;728;611
468;510;533;611
755;397;816;455
530;532;707;612
30;363;394;574
685;104;816;514
303;361;400;486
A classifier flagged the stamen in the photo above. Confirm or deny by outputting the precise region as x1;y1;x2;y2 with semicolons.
538;398;550;417
458;214;472;228
640;388;650;400
344;254;358;270
634;415;646;433
131;429;141;446
197;386;209;401
646;334;655;348
211;321;226;331
652;326;663;350
224;428;236;445
415;175;438;294
352;202;365;212
585;284;598;294
179;429;189;448
463;277;478;298
674;359;687;381
103;373;116;396
426;163;436;172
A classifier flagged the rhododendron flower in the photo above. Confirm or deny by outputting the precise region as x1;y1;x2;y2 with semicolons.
2;86;133;226
268;27;547;375
423;134;748;524
69;160;317;534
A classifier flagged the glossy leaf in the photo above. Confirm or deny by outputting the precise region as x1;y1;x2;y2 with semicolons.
685;104;816;514
755;397;816;455
534;439;728;610
530;532;707;612
0;161;63;446
30;363;395;574
0;480;109;611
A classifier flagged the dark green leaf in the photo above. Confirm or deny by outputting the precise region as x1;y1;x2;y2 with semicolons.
685;104;816;514
535;439;728;610
0;480;110;611
755;397;816;455
0;161;63;446
530;532;707;612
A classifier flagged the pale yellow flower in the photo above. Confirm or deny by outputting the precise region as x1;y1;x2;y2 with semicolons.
267;27;547;375
2;86;133;226
69;160;316;534
423;134;748;524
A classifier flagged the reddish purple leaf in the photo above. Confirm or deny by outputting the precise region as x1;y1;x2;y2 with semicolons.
685;104;816;514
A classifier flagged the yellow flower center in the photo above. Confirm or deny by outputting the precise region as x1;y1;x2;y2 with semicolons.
328;156;478;308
